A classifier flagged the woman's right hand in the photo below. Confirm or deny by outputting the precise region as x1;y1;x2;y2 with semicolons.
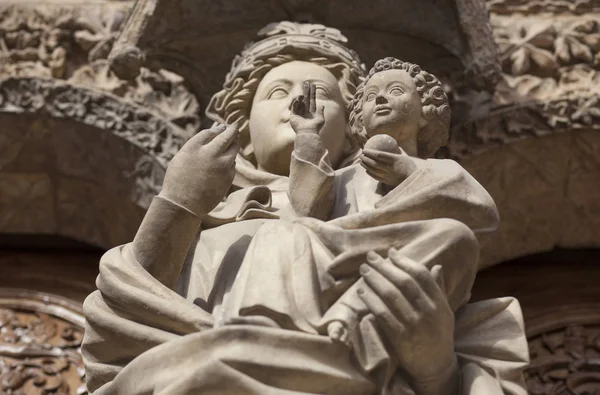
159;122;240;216
290;81;325;135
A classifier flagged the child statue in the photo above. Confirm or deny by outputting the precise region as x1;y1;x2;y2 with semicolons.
286;57;499;346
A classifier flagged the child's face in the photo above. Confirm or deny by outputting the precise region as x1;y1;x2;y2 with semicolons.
362;69;422;146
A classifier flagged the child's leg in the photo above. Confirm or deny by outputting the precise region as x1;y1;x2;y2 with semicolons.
321;279;369;344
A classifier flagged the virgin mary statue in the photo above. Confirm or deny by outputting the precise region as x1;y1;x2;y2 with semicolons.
82;22;529;395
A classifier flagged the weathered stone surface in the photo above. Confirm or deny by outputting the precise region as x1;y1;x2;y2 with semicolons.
436;1;600;267
0;0;200;248
0;172;56;234
0;288;87;395
471;250;600;395
462;131;600;268
81;22;529;395
108;0;499;116
447;4;600;161
0;112;153;247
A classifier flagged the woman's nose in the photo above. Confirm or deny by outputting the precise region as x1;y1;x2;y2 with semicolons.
290;85;304;98
281;105;292;122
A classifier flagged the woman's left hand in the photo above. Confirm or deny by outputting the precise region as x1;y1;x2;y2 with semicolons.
357;249;458;393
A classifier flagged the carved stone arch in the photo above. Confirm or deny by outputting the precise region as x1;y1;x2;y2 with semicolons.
108;0;501;115
0;77;191;248
456;130;600;268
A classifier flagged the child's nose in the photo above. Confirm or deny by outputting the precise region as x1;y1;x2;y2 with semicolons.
375;95;388;104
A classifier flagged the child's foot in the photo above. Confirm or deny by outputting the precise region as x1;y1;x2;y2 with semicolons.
327;321;350;346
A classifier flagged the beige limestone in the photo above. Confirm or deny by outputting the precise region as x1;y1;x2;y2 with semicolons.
82;22;529;395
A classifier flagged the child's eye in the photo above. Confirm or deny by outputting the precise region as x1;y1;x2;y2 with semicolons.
365;92;377;101
389;87;404;95
267;87;288;99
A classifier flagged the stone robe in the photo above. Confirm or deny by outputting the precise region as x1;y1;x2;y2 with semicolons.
82;137;529;394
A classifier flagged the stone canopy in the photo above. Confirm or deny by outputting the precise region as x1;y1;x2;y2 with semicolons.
108;0;500;112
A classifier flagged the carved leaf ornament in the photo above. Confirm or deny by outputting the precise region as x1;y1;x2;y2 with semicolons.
0;289;87;395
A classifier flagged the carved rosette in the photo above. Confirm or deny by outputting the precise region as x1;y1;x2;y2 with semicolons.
526;324;600;395
0;289;86;395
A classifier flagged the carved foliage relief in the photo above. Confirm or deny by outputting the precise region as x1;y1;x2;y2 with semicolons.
526;324;600;395
446;2;600;267
0;290;86;395
446;1;600;160
0;77;186;168
0;3;201;246
0;3;201;137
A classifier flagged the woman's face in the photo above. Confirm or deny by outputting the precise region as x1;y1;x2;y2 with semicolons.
249;61;349;176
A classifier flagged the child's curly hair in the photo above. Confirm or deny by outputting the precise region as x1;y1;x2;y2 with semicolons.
349;57;451;157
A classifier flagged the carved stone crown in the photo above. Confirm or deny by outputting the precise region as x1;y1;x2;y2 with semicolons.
222;21;365;87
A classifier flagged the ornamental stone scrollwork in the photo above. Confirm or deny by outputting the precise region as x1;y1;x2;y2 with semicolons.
0;2;202;247
0;289;87;395
487;0;600;15
0;3;129;80
107;0;500;116
440;1;600;268
526;324;600;395
0;76;189;247
0;2;201;135
446;3;600;160
0;77;189;168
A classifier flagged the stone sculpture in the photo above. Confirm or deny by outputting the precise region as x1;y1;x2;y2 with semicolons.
82;22;529;395
280;57;499;348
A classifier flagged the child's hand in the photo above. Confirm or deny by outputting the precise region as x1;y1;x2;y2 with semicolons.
327;320;350;346
290;81;325;135
360;149;418;187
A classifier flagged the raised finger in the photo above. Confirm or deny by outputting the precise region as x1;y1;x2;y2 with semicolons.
431;265;447;298
302;82;311;110
360;263;420;323
388;249;443;300
292;96;304;115
186;124;225;148
317;104;325;118
362;149;395;164
202;124;227;140
366;256;433;312
223;131;241;156
357;284;405;334
210;121;239;152
309;83;316;114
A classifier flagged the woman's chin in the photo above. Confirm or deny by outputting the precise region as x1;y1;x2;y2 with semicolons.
257;140;294;175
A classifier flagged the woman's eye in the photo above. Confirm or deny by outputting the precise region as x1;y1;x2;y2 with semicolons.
389;87;404;95
315;86;330;99
365;92;377;101
267;88;288;99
